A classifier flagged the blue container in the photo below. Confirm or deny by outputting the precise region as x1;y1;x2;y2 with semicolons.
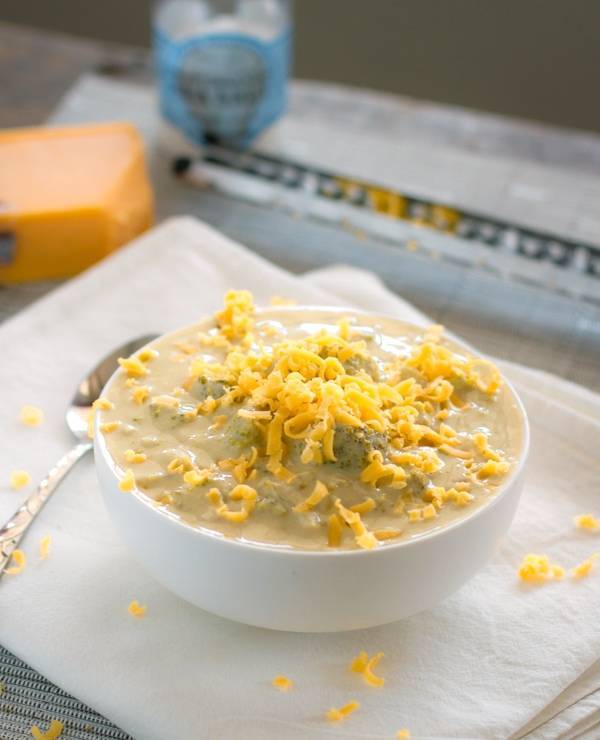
154;0;292;147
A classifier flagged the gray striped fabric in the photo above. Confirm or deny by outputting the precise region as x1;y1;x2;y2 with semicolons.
0;645;131;739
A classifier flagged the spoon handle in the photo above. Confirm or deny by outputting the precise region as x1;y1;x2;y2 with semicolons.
0;441;92;576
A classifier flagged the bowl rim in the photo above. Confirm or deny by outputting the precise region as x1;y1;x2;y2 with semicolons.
95;304;530;558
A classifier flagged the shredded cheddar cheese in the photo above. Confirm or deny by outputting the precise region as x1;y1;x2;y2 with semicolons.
137;348;159;363
206;484;257;523
335;499;378;549
571;553;599;579
215;289;255;339
183;468;212;487
574;513;600;531
326;700;360;722
272;675;294;690
131;385;150;404
128;600;147;617
9;470;30;490
5;549;26;575
168;456;193;474
350;651;369;673
30;719;64;740
39;535;52;561
124;449;147;464
92;397;114;411
100;421;121;434
374;529;402;541
350;651;385;687
118;356;148;377
119;469;136;492
518;553;565;584
474;460;510;480
407;509;422;522
350;497;376;514
293;480;329;512
363;652;385;687
19;404;44;426
328;513;343;547
421;503;437;520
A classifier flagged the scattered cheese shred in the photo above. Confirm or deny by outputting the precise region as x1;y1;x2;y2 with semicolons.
326;700;360;722
9;470;30;490
350;497;376;514
271;675;294;691
100;421;121;434
5;549;26;575
215;289;255;339
128;600;147;618
39;535;52;561
350;651;385;687
118;469;136;493
206;485;257;523
168;456;193;474
574;513;600;531
518;553;565;584
374;529;402;541
350;651;369;673
131;385;150;404
137;348;159;363
124;449;147;464
335;499;378;550
293;480;329;512
421;503;437;520
363;652;385;687
407;509;422;522
183;468;212;487
92;397;114;411
571;553;599;579
327;513;343;547
118;356;148;377
475;460;510;480
30;719;64;740
19;405;44;426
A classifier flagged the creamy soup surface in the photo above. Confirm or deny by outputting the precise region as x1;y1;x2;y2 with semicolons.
99;292;523;551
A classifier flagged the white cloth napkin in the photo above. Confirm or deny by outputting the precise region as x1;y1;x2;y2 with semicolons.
1;217;599;740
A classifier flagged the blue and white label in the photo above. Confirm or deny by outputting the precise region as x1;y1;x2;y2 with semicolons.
154;27;291;146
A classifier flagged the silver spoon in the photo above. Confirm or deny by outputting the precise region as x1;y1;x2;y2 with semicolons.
0;335;158;575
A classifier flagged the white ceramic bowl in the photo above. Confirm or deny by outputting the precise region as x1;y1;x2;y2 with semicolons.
95;309;529;632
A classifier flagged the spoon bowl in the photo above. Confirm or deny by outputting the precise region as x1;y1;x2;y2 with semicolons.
66;335;158;440
0;334;158;576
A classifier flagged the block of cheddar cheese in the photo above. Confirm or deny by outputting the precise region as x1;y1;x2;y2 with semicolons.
0;122;154;282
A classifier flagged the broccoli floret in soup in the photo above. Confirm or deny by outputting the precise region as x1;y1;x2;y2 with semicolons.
330;424;387;471
191;377;229;402
226;413;262;450
343;354;380;380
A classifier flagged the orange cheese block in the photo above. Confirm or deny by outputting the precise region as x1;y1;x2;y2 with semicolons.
0;122;154;282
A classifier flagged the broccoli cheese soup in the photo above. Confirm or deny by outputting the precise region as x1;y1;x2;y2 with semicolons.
96;291;523;551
